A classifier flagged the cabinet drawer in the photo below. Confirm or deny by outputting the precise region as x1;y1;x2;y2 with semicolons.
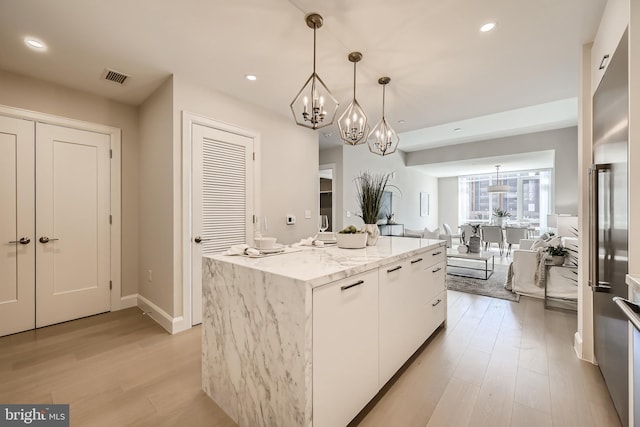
425;291;446;339
424;246;446;268
424;261;446;302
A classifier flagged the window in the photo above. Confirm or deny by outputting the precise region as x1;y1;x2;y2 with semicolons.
458;169;552;228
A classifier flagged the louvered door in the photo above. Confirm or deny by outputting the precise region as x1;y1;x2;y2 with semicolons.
191;124;254;325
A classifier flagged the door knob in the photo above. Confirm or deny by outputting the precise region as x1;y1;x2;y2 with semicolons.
8;237;31;245
39;236;59;244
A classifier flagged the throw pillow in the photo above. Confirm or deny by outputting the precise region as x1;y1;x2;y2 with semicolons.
422;227;440;239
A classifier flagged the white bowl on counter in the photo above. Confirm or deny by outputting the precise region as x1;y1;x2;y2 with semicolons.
336;232;367;249
254;237;277;249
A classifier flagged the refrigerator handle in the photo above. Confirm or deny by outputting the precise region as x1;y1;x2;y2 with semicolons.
589;164;612;293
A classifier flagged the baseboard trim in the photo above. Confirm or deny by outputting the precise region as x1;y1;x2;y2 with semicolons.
136;295;191;334
573;331;583;359
119;294;138;309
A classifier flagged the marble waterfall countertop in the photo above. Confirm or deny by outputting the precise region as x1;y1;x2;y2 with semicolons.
202;236;446;427
205;236;446;288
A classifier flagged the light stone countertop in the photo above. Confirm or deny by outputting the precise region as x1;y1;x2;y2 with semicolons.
627;274;640;292
205;236;446;288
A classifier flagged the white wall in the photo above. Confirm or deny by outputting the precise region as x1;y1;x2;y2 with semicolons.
438;177;459;232
341;144;439;231
0;69;140;298
138;77;175;315
406;127;580;215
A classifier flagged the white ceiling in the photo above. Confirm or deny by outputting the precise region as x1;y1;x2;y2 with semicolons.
0;0;605;152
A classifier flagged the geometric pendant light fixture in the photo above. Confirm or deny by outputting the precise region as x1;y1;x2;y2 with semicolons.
487;165;509;193
367;77;399;156
290;13;339;130
338;52;369;145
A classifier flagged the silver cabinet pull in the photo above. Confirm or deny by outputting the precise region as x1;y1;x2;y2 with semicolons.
432;251;442;256
410;258;423;264
341;280;364;291
39;236;59;243
8;237;31;245
432;267;442;273
387;266;402;273
599;54;610;70
432;298;442;307
194;236;213;244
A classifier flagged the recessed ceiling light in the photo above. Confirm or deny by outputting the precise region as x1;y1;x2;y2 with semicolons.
25;37;46;50
245;74;257;81
480;22;496;33
397;120;405;124
454;127;462;132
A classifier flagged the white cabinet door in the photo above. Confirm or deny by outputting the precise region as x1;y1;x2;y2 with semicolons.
0;116;35;336
591;0;628;94
379;258;413;385
313;269;379;427
35;123;111;328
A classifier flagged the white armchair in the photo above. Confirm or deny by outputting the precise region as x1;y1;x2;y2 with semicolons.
511;236;578;299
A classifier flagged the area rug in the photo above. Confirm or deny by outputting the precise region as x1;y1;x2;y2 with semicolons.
446;263;520;302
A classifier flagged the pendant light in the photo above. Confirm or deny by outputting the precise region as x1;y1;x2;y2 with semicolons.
290;13;339;130
338;52;369;145
367;77;399;156
487;165;509;193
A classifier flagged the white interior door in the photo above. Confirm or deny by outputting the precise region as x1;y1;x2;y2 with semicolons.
191;124;254;325
0;116;35;336
35;123;111;328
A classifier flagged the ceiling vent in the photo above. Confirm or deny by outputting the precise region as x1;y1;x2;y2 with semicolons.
102;68;129;85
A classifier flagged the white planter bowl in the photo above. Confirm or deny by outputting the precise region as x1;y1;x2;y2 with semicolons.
254;237;277;249
336;232;367;249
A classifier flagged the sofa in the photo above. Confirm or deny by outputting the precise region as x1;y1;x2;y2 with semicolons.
508;234;578;300
403;227;448;243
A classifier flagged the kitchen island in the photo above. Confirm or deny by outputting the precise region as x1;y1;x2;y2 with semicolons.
202;236;447;427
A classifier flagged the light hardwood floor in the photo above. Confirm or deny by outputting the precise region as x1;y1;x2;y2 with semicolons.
0;291;622;427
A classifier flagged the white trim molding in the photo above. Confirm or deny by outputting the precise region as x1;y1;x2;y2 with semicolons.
120;294;138;309
181;111;261;330
137;294;186;334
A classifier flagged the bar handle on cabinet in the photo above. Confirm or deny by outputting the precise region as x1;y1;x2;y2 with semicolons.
341;280;364;291
432;298;442;307
432;251;442;256
387;266;402;273
411;258;423;264
599;54;610;70
432;267;442;273
613;297;640;331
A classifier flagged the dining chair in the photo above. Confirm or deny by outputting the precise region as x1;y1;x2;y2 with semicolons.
504;226;529;255
481;225;504;255
442;223;462;247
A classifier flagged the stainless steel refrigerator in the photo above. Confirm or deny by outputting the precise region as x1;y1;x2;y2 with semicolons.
590;29;629;426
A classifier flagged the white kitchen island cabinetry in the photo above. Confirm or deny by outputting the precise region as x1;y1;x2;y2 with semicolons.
202;237;447;427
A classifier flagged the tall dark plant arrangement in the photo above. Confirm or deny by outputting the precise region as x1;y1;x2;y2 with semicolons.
354;171;393;224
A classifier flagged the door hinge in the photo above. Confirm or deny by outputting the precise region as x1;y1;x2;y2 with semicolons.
110;149;113;158
253;152;255;161
109;214;112;224
253;214;256;223
109;280;112;290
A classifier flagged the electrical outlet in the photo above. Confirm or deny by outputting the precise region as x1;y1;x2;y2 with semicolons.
346;211;351;218
305;210;311;219
286;215;296;225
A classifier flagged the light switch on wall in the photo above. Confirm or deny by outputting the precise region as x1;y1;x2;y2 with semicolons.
305;210;311;219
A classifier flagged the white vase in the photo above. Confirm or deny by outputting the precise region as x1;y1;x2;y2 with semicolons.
495;217;504;226
363;224;380;246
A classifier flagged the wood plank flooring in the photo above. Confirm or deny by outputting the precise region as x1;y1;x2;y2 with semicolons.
0;291;622;427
